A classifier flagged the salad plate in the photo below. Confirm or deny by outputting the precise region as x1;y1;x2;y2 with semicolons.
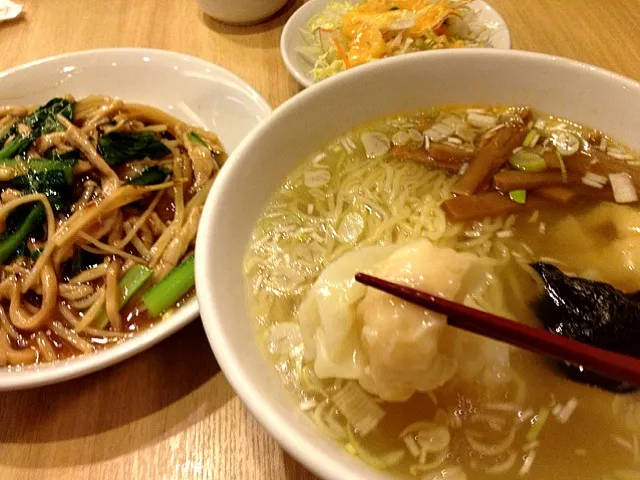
281;0;511;88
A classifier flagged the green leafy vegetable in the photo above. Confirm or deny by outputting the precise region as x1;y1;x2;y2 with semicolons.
23;98;74;136
119;264;154;305
64;250;104;281
2;157;74;211
188;131;208;148
43;147;80;164
95;264;154;328
128;166;171;186
120;264;153;308
98;132;171;166
142;255;195;317
3;157;75;184
11;168;70;191
12;170;71;212
0;203;45;264
0;122;17;147
0;136;33;160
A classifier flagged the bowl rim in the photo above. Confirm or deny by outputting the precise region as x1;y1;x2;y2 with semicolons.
196;48;640;480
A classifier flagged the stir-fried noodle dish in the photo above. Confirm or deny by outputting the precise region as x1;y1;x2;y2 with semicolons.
245;105;640;479
0;96;225;367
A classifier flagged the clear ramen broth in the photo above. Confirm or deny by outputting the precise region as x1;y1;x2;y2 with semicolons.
244;105;640;479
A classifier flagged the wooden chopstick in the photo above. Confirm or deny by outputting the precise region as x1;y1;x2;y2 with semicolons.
355;272;640;387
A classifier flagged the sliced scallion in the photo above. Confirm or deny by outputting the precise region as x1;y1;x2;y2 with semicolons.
346;428;404;470
526;407;550;442
509;190;527;204
553;131;580;156
609;173;638;203
142;255;195;317
333;381;385;436
361;132;390;158
509;150;546;172
467;112;497;129
522;129;538;147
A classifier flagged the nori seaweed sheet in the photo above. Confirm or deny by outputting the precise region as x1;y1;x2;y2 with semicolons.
532;262;640;392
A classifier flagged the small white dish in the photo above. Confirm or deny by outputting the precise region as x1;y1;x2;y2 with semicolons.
281;0;511;88
0;48;271;390
0;0;22;22
196;0;288;25
196;49;640;479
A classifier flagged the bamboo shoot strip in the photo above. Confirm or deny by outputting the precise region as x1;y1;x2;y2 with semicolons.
531;186;577;204
494;171;580;191
441;192;548;222
451;112;530;196
391;144;469;171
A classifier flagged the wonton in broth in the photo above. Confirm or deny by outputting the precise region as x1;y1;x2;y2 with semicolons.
244;105;640;479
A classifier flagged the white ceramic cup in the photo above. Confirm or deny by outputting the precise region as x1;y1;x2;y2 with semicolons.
197;0;289;25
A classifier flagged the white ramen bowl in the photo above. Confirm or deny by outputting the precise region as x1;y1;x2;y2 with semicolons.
195;49;640;479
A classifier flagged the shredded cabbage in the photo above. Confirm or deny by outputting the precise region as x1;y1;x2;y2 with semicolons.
308;0;354;31
296;0;493;82
297;1;353;81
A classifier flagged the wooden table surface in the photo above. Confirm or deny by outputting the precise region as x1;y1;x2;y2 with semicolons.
1;1;640;479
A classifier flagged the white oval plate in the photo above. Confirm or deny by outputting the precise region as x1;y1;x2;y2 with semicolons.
281;0;511;88
0;48;271;390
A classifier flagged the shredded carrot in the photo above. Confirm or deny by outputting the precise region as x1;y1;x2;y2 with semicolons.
307;0;486;76
452;0;473;11
332;36;351;69
433;22;448;35
432;4;468;32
